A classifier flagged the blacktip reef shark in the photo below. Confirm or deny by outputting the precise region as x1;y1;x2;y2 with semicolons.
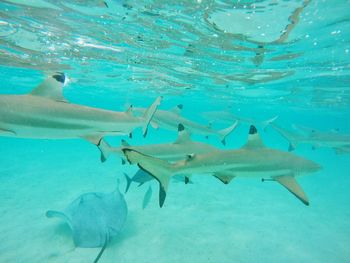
132;104;238;144
0;73;161;151
271;123;350;153
201;110;278;131
122;125;321;207
98;123;229;162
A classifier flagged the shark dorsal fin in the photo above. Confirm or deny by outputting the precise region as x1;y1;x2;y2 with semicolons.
121;139;130;147
243;125;265;149
186;153;196;161
170;104;183;115
30;73;67;102
125;105;133;116
174;123;191;144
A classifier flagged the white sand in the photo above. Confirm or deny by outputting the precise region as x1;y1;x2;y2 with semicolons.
0;137;350;263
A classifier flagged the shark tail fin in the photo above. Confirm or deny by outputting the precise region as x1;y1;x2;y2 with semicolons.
262;116;278;131
124;173;132;193
141;96;162;137
122;148;173;207
217;120;239;145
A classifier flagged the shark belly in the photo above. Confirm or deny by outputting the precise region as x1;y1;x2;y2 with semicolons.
232;169;292;178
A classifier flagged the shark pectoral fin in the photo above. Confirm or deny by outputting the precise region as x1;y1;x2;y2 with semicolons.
142;96;162;137
122;148;173;207
274;175;309;206
97;139;116;162
83;135;102;145
0;128;16;135
83;135;109;161
213;173;236;184
84;136;117;162
30;73;68;102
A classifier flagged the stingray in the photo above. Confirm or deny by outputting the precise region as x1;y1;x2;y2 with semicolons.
46;186;127;262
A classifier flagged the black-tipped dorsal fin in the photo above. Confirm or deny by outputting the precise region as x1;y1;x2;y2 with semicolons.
170;104;183;115
31;73;67;102
125;105;133;116
186;153;196;161
243;125;264;149
174;123;191;144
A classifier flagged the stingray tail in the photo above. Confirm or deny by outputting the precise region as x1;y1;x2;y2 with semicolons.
122;148;174;207
141;96;162;137
93;236;108;263
218;120;239;145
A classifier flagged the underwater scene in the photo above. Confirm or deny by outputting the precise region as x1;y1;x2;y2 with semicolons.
0;0;350;262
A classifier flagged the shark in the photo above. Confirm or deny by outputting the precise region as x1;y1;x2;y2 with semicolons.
122;125;321;207
201;110;278;131
271;123;350;153
132;104;238;144
0;73;161;151
98;122;229;162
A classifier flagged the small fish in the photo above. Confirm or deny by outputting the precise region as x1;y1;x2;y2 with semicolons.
124;170;153;193
142;186;153;209
124;169;192;193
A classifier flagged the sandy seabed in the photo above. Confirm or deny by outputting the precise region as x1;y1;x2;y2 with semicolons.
0;137;349;263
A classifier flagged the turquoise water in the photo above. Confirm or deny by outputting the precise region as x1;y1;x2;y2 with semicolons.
1;1;350;262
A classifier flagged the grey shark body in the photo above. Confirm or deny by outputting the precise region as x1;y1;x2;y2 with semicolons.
133;105;238;144
123;125;321;207
202;110;278;130
271;124;350;153
0;73;161;146
99;123;223;162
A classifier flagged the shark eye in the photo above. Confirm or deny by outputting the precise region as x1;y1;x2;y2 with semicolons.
52;72;66;84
